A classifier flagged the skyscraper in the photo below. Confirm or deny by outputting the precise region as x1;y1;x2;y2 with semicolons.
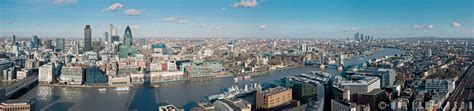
12;35;16;46
84;25;92;51
123;26;133;46
103;32;109;44
55;38;65;51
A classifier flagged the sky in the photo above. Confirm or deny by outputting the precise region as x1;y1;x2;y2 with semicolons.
0;0;472;38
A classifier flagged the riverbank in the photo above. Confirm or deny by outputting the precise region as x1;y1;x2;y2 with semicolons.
38;84;130;88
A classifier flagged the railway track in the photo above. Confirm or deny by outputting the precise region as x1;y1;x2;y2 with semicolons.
447;65;474;110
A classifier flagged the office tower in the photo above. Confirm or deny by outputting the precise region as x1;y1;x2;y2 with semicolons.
300;43;307;52
92;41;101;52
44;39;52;49
84;25;92;51
354;32;359;41
360;34;364;42
39;64;54;83
111;36;120;43
55;38;65;52
123;26;133;46
31;35;42;48
12;35;15;46
110;24;118;36
103;32;109;44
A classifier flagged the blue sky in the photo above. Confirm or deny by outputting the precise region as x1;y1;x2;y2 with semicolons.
0;0;472;38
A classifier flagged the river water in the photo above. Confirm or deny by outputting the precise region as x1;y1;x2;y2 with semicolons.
17;48;405;111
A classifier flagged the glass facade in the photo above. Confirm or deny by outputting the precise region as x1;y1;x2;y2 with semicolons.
85;66;108;85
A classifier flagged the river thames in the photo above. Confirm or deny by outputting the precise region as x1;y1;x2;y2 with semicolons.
16;48;405;111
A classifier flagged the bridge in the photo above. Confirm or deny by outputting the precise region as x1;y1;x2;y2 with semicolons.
1;75;38;99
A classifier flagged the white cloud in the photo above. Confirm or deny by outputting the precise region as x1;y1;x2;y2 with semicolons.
124;9;142;16
200;24;209;28
102;3;123;12
425;24;434;29
52;0;77;5
176;19;190;24
451;21;461;28
213;26;223;30
161;16;179;22
258;24;268;30
233;0;258;8
412;24;422;30
161;16;190;24
351;27;357;31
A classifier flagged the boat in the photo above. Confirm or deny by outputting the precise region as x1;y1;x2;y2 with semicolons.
115;87;130;91
98;88;107;92
149;85;160;88
206;83;262;101
243;75;251;80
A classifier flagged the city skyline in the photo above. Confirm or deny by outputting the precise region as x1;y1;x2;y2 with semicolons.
0;0;473;38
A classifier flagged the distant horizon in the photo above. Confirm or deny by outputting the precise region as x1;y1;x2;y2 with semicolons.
1;0;472;38
2;35;473;40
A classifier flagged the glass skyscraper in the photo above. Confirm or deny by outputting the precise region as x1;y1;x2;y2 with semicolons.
123;26;133;46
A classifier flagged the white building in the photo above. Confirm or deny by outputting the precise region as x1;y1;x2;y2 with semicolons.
334;75;380;95
39;64;54;83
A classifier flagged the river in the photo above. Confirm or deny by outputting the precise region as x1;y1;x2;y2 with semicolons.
16;48;405;111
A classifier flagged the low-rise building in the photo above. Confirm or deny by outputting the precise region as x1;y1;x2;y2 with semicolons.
213;98;252;111
256;87;293;110
0;100;34;111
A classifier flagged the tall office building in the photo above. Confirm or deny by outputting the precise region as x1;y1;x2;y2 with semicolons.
354;32;359;41
110;24;118;36
103;32;109;44
31;35;42;48
44;39;52;49
55;38;65;51
123;26;133;46
84;25;92;51
300;43;307;52
12;35;15;46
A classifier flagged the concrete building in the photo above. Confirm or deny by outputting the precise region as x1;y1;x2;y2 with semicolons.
59;66;83;85
0;100;34;111
108;75;130;86
331;99;370;111
333;75;380;98
356;89;389;111
424;79;455;93
213;98;252;111
256;87;293;110
84;25;92;51
350;68;397;88
39;64;54;83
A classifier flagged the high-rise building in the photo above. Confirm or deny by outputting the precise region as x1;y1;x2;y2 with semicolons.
354;32;360;41
123;26;133;46
44;39;52;49
30;35;42;48
300;43;307;52
103;32;109;44
11;35;15;46
111;35;120;43
84;25;92;51
110;24;118;36
55;38;65;52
